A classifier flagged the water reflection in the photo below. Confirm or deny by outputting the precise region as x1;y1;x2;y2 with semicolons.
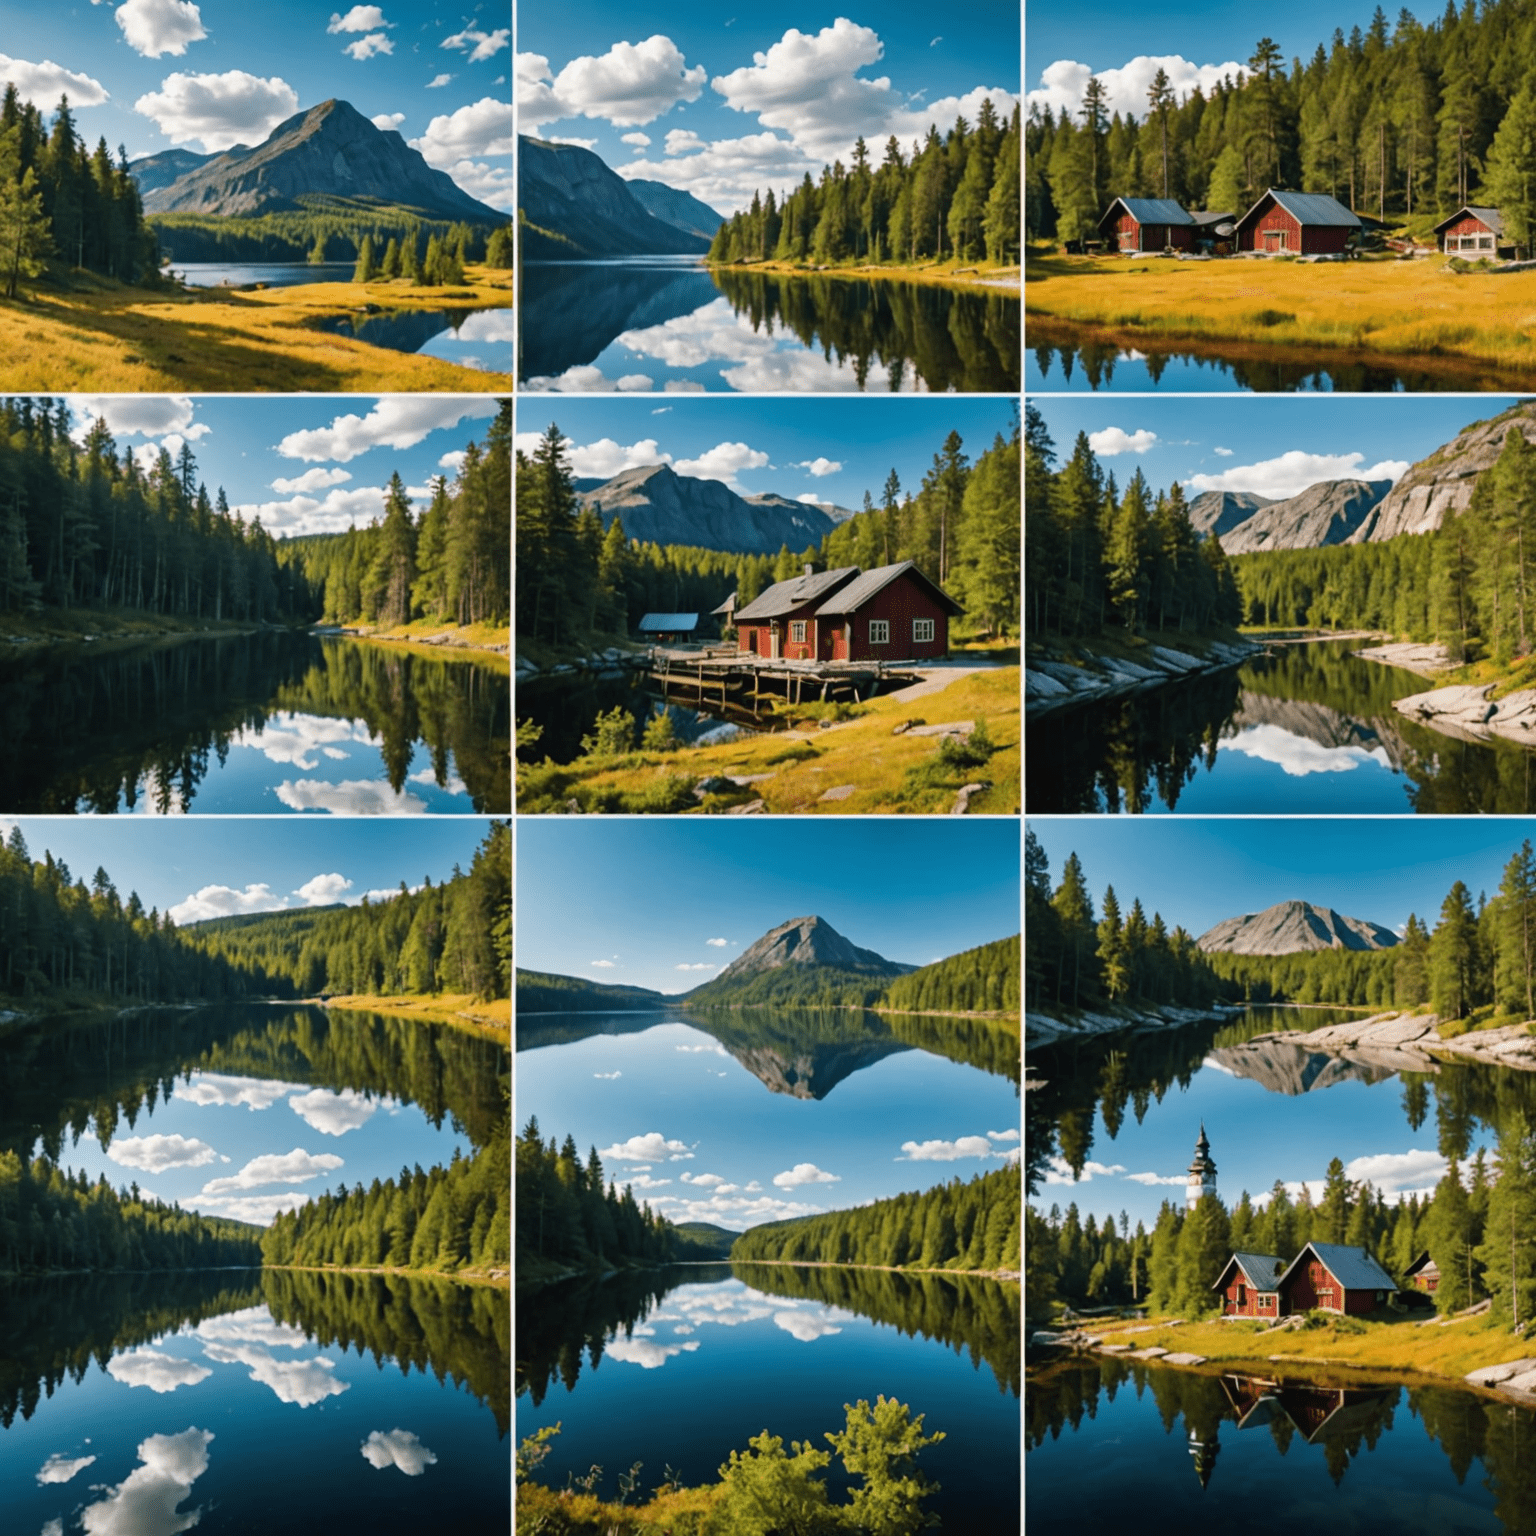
317;307;513;375
79;1424;215;1536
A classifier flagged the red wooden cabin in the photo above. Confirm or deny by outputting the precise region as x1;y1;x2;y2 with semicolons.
1434;206;1509;257
1096;197;1195;253
813;561;961;662
1236;190;1360;255
1276;1242;1396;1315
1402;1250;1440;1293
732;566;858;661
1212;1252;1285;1318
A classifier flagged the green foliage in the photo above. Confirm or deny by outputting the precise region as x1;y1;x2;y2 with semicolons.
150;204;489;267
640;706;678;752
825;1397;945;1536
513;968;665;1013
485;224;513;268
881;935;1019;1015
712;1430;833;1536
684;964;892;1009
580;704;636;758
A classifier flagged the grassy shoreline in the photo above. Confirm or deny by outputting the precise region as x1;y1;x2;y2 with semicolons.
321;992;509;1042
267;1261;508;1289
329;619;509;667
708;256;1020;292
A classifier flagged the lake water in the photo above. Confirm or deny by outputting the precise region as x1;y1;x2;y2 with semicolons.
319;307;513;374
174;262;357;289
1027;639;1536;814
0;632;509;814
518;259;1019;392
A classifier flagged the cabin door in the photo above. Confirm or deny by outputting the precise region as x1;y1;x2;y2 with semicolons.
770;624;780;659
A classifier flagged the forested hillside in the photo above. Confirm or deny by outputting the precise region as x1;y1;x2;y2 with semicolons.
187;822;510;1000
881;935;1021;1015
731;1166;1021;1272
280;401;509;629
1027;8;1536;243
710;102;1020;265
513;970;666;1013
1025;405;1243;639
683;964;899;1010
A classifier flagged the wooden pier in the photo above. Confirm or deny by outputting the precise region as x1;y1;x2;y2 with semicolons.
647;646;921;718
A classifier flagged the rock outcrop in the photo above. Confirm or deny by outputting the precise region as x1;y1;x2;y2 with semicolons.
1218;479;1391;554
1187;489;1272;539
621;177;725;241
1392;682;1536;745
706;915;907;984
1197;899;1399;955
1026;636;1263;718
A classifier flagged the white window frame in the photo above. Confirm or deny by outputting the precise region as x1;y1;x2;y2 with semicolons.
868;619;890;645
790;620;806;643
913;617;935;643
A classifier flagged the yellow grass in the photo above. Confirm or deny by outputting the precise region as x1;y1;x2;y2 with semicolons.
323;993;509;1044
0;267;511;390
1025;250;1536;380
271;1262;509;1289
337;619;510;668
710;256;1020;292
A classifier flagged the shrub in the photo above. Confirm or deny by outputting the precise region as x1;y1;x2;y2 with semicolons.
580;705;636;758
641;707;679;752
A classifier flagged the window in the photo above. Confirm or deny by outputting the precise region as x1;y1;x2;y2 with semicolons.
869;619;890;644
1237;1285;1247;1305
913;617;935;643
790;621;806;643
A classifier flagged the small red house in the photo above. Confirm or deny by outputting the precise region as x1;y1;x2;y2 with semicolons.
1402;1250;1440;1293
1434;206;1510;257
732;566;858;660
1212;1252;1285;1318
814;561;962;661
1237;189;1360;255
1277;1241;1397;1315
1097;197;1195;253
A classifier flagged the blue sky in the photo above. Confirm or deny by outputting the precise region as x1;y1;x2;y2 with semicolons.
0;816;494;923
2;0;511;207
515;819;1020;993
60;393;501;535
516;2;1019;213
1028;395;1509;503
1028;0;1430;128
514;395;1017;510
1028;818;1536;940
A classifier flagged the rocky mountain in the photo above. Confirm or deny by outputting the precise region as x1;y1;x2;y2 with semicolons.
1347;402;1536;543
136;100;501;222
1218;479;1392;554
1197;899;1399;954
578;464;849;554
1187;489;1273;539
1204;1040;1392;1094
519;135;712;257
708;915;908;982
684;915;914;1007
622;177;724;241
129;148;210;197
743;490;856;526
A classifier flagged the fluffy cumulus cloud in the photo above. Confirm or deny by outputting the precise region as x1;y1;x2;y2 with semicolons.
230;485;389;537
898;1136;998;1162
616;131;817;217
1089;427;1157;456
200;1341;348;1406
168;882;283;923
79;1428;213;1536
344;34;393;61
622;131;651;149
522;363;657;392
200;1148;343;1194
175;1073;302;1110
361;1429;437;1474
279;398;495;464
37;1453;97;1485
372;111;406;131
187;1190;312;1223
600;1132;694;1162
288;1088;383;1136
410;97;512;166
1215;446;1235;456
1185;450;1410;499
1223;725;1391;778
270;467;352;495
508;434;667;479
517;38;706;130
793;457;842;477
196;1307;309;1350
107;1349;214;1394
136;70;300;152
295;872;353;904
70;394;208;443
1028;54;1245;123
274;779;428;814
115;0;206;59
772;1163;839;1189
0;54;109;109
681;1171;732;1189
706;937;729;947
674;440;770;487
1346;1148;1449;1200
443;27;509;63
1125;1170;1186;1186
108;1133;217;1173
328;5;390;33
773;1305;849;1342
605;1337;701;1368
1042;1156;1128;1185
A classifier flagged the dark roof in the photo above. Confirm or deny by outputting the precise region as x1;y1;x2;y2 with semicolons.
1433;205;1504;235
1188;210;1237;228
1402;1250;1440;1278
1100;196;1193;227
1240;189;1361;229
637;612;698;632
1278;1241;1397;1293
814;560;962;617
734;567;858;621
1211;1252;1286;1293
711;591;737;615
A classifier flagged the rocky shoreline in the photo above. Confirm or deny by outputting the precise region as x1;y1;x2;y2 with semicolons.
1242;1007;1536;1074
1026;1000;1235;1052
515;646;652;686
1351;639;1536;747
1026;636;1263;719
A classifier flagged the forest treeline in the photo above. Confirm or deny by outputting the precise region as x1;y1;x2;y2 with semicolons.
731;1166;1021;1273
0;1149;259;1274
187;821;511;1001
513;969;664;1014
1026;5;1536;245
279;401;509;629
879;935;1021;1015
1025;406;1243;639
261;1119;508;1274
1025;830;1227;1015
710;102;1020;266
515;416;1019;650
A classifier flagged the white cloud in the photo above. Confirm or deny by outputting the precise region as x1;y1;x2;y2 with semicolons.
168;882;284;924
604;1337;701;1368
175;1073;303;1110
774;1307;847;1342
1088;427;1157;456
135;71;299;153
426;72;455;88
674;441;770;488
988;1129;1020;1142
593;1070;622;1080
200;1342;348;1406
677;1041;727;1055
410;97;511;167
69;395;202;440
898;1136;997;1162
289;1088;382;1136
600;1132;694;1162
1345;1148;1449;1200
344;33;393;60
200;1148;343;1194
680;1172;731;1188
196;1309;309;1351
372;111;406;131
271;467;352;495
793;457;842;477
624;1172;671;1189
442;27;509;63
185;1191;312;1223
546;434;668;479
232;714;371;770
116;0;206;58
518;38;706;131
273;779;429;814
1028;54;1245;123
617;130;817;216
1224;725;1391;778
107;1349;213;1394
37;1454;97;1485
1214;446;1234;456
772;1163;839;1189
278;398;495;464
294;872;353;905
706;937;729;947
79;1428;212;1536
361;1429;437;1475
1125;1170;1186;1186
676;962;715;971
1042;1156;1128;1184
438;449;467;472
0;54;109;109
523;363;658;392
108;1133;217;1173
622;131;652;149
232;486;389;536
328;5;390;32
591;959;616;968
1186;450;1411;499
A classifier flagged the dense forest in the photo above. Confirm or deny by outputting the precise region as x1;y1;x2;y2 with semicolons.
0;1149;259;1274
1025;830;1227;1015
882;935;1021;1015
1026;5;1536;244
684;963;907;1010
515;416;1020;651
187;821;511;1001
513;969;665;1013
731;1166;1021;1273
280;402;510;629
709;102;1020;265
261;1119;509;1274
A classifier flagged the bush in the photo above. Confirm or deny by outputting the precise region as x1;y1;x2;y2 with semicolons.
580;705;636;758
641;707;679;752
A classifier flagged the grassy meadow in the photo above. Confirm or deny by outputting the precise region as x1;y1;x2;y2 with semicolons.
709;255;1020;291
0;266;511;391
335;618;511;664
323;993;511;1045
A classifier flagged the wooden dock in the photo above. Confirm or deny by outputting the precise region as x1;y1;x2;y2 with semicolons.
647;646;922;717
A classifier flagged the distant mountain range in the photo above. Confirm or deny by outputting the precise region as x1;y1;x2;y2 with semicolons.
1189;479;1392;554
131;100;502;223
518;135;720;258
1197;899;1399;955
573;463;854;555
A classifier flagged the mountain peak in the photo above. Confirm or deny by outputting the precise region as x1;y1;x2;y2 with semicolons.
711;915;906;983
1196;899;1399;955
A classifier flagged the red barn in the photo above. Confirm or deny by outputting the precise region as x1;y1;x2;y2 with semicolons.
1277;1242;1396;1316
1237;190;1360;255
1434;206;1510;257
1212;1252;1286;1318
1402;1250;1440;1293
1096;197;1195;253
814;561;962;662
732;566;858;660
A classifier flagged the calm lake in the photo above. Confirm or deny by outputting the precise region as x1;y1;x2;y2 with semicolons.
518;259;1020;392
0;632;509;814
1026;639;1536;814
174;262;358;289
318;308;513;374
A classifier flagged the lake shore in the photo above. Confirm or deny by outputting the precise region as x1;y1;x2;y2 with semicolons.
268;1261;509;1289
1027;999;1234;1051
708;256;1019;292
1354;639;1536;746
327;620;510;665
1027;632;1264;719
0;607;290;651
321;992;510;1042
1241;1006;1536;1073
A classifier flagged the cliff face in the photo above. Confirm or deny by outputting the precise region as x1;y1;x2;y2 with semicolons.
1218;479;1391;554
707;915;907;982
621;177;724;241
1187;489;1272;540
1196;899;1399;955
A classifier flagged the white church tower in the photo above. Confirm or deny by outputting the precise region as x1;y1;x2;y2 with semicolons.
1186;1123;1218;1211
